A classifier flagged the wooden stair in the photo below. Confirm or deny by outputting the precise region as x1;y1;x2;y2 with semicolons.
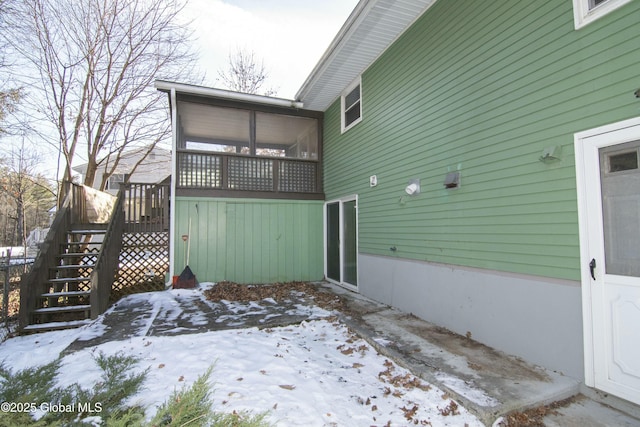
25;225;107;332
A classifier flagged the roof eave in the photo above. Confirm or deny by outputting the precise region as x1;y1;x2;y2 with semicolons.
155;80;305;109
295;0;437;112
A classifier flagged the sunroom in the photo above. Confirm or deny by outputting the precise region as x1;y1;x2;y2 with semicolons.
156;81;325;284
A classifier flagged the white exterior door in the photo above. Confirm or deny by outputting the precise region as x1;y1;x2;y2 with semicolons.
575;117;640;405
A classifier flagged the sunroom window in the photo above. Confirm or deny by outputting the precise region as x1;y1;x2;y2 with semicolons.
256;112;318;159
572;0;632;29
179;102;250;154
175;98;322;197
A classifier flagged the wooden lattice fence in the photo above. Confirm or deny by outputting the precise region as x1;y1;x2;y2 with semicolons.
111;231;168;301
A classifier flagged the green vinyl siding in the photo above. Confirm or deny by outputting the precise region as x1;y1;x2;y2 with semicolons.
323;0;640;281
174;197;323;284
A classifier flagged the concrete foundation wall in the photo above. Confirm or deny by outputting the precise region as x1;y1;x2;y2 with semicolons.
359;254;584;380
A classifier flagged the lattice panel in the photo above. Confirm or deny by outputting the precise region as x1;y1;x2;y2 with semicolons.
279;161;317;192
178;152;222;188
228;157;274;191
112;231;168;300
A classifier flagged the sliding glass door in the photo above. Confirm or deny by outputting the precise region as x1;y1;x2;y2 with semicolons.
325;196;358;289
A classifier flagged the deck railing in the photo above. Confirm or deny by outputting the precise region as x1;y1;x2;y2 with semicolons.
90;190;124;318
19;183;123;328
122;182;170;232
19;186;74;330
176;150;322;198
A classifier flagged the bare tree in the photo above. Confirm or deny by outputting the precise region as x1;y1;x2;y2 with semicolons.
218;48;277;96
0;140;55;246
0;0;21;135
5;0;200;193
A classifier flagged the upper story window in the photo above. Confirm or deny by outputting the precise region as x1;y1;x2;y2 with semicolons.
341;78;362;133
106;173;126;190
572;0;632;29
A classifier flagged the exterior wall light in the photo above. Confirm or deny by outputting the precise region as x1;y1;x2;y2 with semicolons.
539;145;562;163
405;179;420;195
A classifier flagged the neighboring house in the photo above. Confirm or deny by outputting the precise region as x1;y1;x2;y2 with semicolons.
158;0;640;409
73;145;172;194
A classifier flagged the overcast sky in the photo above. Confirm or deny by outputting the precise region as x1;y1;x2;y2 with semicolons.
183;0;360;99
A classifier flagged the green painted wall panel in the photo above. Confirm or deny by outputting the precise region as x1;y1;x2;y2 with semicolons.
323;0;640;281
175;197;323;284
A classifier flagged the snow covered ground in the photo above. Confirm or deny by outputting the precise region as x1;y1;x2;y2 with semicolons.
0;285;483;426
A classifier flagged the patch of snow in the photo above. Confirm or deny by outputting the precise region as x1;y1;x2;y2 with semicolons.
373;336;393;347
0;288;485;426
493;416;506;427
0;328;83;370
435;372;501;408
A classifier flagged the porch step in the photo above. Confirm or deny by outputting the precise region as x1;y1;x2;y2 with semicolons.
50;266;95;277
58;252;99;258
23;319;91;333
33;305;91;314
52;264;96;270
69;224;108;233
59;242;103;247
41;290;91;298
48;277;91;284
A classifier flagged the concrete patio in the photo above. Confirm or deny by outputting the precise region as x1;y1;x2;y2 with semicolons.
59;281;640;426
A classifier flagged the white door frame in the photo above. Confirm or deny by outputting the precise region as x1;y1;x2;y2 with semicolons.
324;195;359;291
575;115;640;393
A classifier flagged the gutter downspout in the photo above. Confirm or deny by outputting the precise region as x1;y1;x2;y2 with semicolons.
169;88;177;284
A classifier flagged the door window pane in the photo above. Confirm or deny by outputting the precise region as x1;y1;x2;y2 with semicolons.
342;200;358;286
608;151;638;173
326;202;340;282
600;142;640;277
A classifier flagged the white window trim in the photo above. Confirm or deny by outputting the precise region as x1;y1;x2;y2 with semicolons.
572;0;632;29
341;77;362;133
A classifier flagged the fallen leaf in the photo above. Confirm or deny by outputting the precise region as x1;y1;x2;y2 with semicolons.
260;370;267;375
178;375;184;382
279;384;296;390
158;363;165;369
352;363;364;369
272;403;278;410
236;377;243;381
340;347;355;355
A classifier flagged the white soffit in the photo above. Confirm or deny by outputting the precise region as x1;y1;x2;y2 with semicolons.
296;0;436;111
